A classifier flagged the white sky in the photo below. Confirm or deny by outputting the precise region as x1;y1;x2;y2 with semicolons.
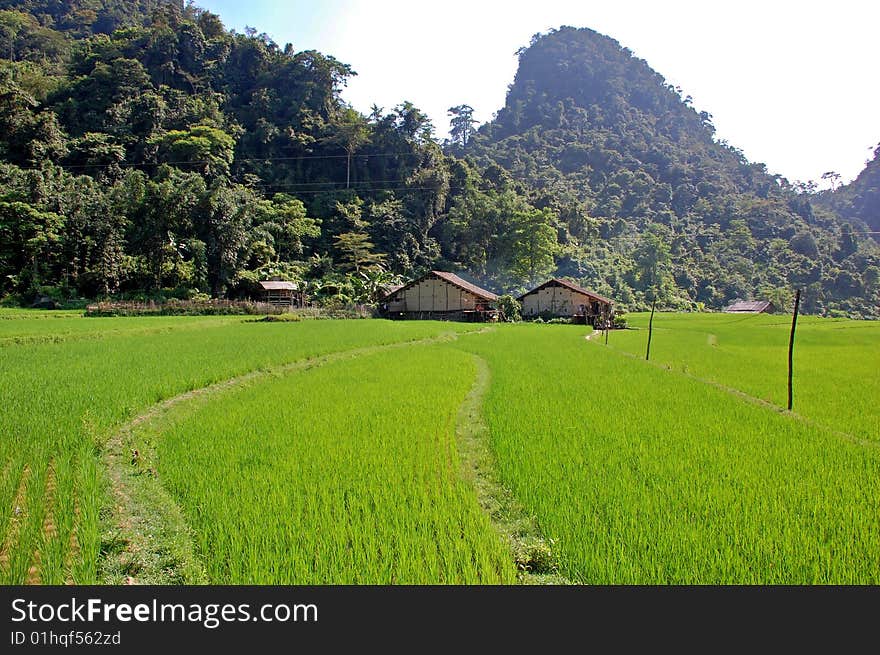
198;0;879;187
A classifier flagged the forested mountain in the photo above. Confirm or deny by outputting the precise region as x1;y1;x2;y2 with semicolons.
817;144;880;234
464;27;879;316
0;6;876;315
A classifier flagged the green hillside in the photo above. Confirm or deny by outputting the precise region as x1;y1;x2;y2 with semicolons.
465;27;879;315
0;9;876;315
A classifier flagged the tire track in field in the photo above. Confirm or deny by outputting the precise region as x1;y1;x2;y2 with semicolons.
592;340;879;451
100;329;487;584
455;354;569;584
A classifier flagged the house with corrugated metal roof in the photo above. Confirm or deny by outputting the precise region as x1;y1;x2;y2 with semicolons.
259;280;304;308
723;299;774;314
380;271;499;322
517;278;614;327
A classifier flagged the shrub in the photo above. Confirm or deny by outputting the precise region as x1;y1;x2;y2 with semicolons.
84;299;285;317
513;537;558;574
246;314;302;323
495;294;522;322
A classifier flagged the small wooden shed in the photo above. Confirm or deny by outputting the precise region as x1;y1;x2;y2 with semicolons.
259;280;303;308
723;300;774;314
518;278;614;327
380;271;499;321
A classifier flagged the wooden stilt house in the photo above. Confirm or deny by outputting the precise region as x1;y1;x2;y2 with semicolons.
380;271;499;322
518;278;614;327
723;300;774;314
259;280;304;308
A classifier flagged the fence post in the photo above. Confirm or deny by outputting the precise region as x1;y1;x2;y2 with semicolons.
787;288;802;411
645;299;656;361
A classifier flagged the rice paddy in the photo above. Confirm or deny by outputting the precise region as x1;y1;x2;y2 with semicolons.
0;316;480;584
1;310;877;584
156;346;515;583
606;313;880;440
457;325;880;583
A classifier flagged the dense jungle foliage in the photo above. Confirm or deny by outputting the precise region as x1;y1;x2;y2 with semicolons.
0;4;876;314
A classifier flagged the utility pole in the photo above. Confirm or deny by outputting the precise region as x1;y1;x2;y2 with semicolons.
787;289;802;411
646;299;656;361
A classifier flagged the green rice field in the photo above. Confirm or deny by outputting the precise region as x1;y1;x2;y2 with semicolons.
607;312;880;440
1;309;878;584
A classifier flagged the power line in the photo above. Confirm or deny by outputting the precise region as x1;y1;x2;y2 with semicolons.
253;185;466;195
248;178;440;189
19;150;430;172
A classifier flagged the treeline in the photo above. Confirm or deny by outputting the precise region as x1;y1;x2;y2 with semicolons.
0;6;877;315
0;0;565;307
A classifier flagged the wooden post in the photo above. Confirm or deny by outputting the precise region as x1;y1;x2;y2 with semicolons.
645;299;656;361
787;288;802;411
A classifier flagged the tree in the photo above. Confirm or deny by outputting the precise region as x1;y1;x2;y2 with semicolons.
509;208;559;285
789;231;819;258
447;104;476;149
495;294;521;322
836;223;857;259
149;124;236;178
821;171;842;191
198;181;258;296
0;200;64;295
348;268;401;304
256;194;320;261
394;101;434;145
634;227;672;302
125;166;206;291
323;106;370;188
333;231;385;274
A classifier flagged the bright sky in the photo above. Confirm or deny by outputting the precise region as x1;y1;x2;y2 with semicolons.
197;0;879;187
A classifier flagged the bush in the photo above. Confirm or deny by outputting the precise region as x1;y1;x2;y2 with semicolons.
495;294;522;322
613;311;628;329
246;314;302;323
84;299;285;317
513;537;558;574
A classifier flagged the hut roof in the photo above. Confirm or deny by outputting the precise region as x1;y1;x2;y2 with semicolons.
431;271;498;301
259;280;297;291
517;278;613;305
723;300;772;313
384;271;497;302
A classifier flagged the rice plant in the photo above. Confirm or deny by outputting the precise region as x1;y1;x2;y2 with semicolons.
0;315;478;584
155;346;515;584
454;325;880;583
